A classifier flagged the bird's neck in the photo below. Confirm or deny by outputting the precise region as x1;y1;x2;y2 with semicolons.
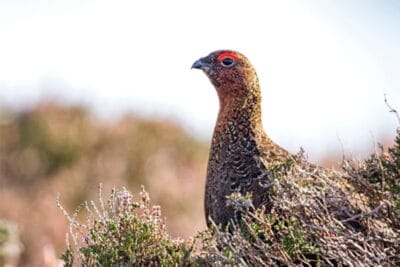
214;92;263;139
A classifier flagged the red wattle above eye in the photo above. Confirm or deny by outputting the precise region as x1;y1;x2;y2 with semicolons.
217;52;239;62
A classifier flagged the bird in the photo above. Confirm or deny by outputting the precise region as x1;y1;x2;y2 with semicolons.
192;50;295;228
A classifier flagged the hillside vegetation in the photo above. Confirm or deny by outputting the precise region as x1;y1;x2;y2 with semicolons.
1;103;399;266
60;132;400;266
0;103;208;266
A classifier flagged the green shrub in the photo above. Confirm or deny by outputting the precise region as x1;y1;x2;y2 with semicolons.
58;185;195;266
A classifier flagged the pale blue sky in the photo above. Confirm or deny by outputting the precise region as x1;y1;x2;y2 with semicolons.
0;1;399;162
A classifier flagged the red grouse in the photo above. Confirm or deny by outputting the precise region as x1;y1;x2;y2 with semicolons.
192;50;293;227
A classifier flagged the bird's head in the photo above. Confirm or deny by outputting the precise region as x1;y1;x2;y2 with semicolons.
192;50;260;101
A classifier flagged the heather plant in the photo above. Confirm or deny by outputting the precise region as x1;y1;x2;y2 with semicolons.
0;104;208;265
59;127;400;266
58;185;195;266
55;105;400;266
199;129;400;266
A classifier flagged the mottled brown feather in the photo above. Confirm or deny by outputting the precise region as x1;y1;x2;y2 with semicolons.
193;50;294;227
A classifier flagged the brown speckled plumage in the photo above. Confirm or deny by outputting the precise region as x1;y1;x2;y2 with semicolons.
192;50;294;227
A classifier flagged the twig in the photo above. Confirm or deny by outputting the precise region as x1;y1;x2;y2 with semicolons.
340;203;386;223
336;131;346;165
384;94;400;124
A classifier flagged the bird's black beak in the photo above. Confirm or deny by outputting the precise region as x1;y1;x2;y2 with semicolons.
191;59;204;69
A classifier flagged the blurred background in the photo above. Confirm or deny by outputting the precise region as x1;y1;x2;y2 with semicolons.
0;1;399;265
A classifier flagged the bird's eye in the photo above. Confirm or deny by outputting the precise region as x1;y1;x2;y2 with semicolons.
217;52;239;68
221;57;235;67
